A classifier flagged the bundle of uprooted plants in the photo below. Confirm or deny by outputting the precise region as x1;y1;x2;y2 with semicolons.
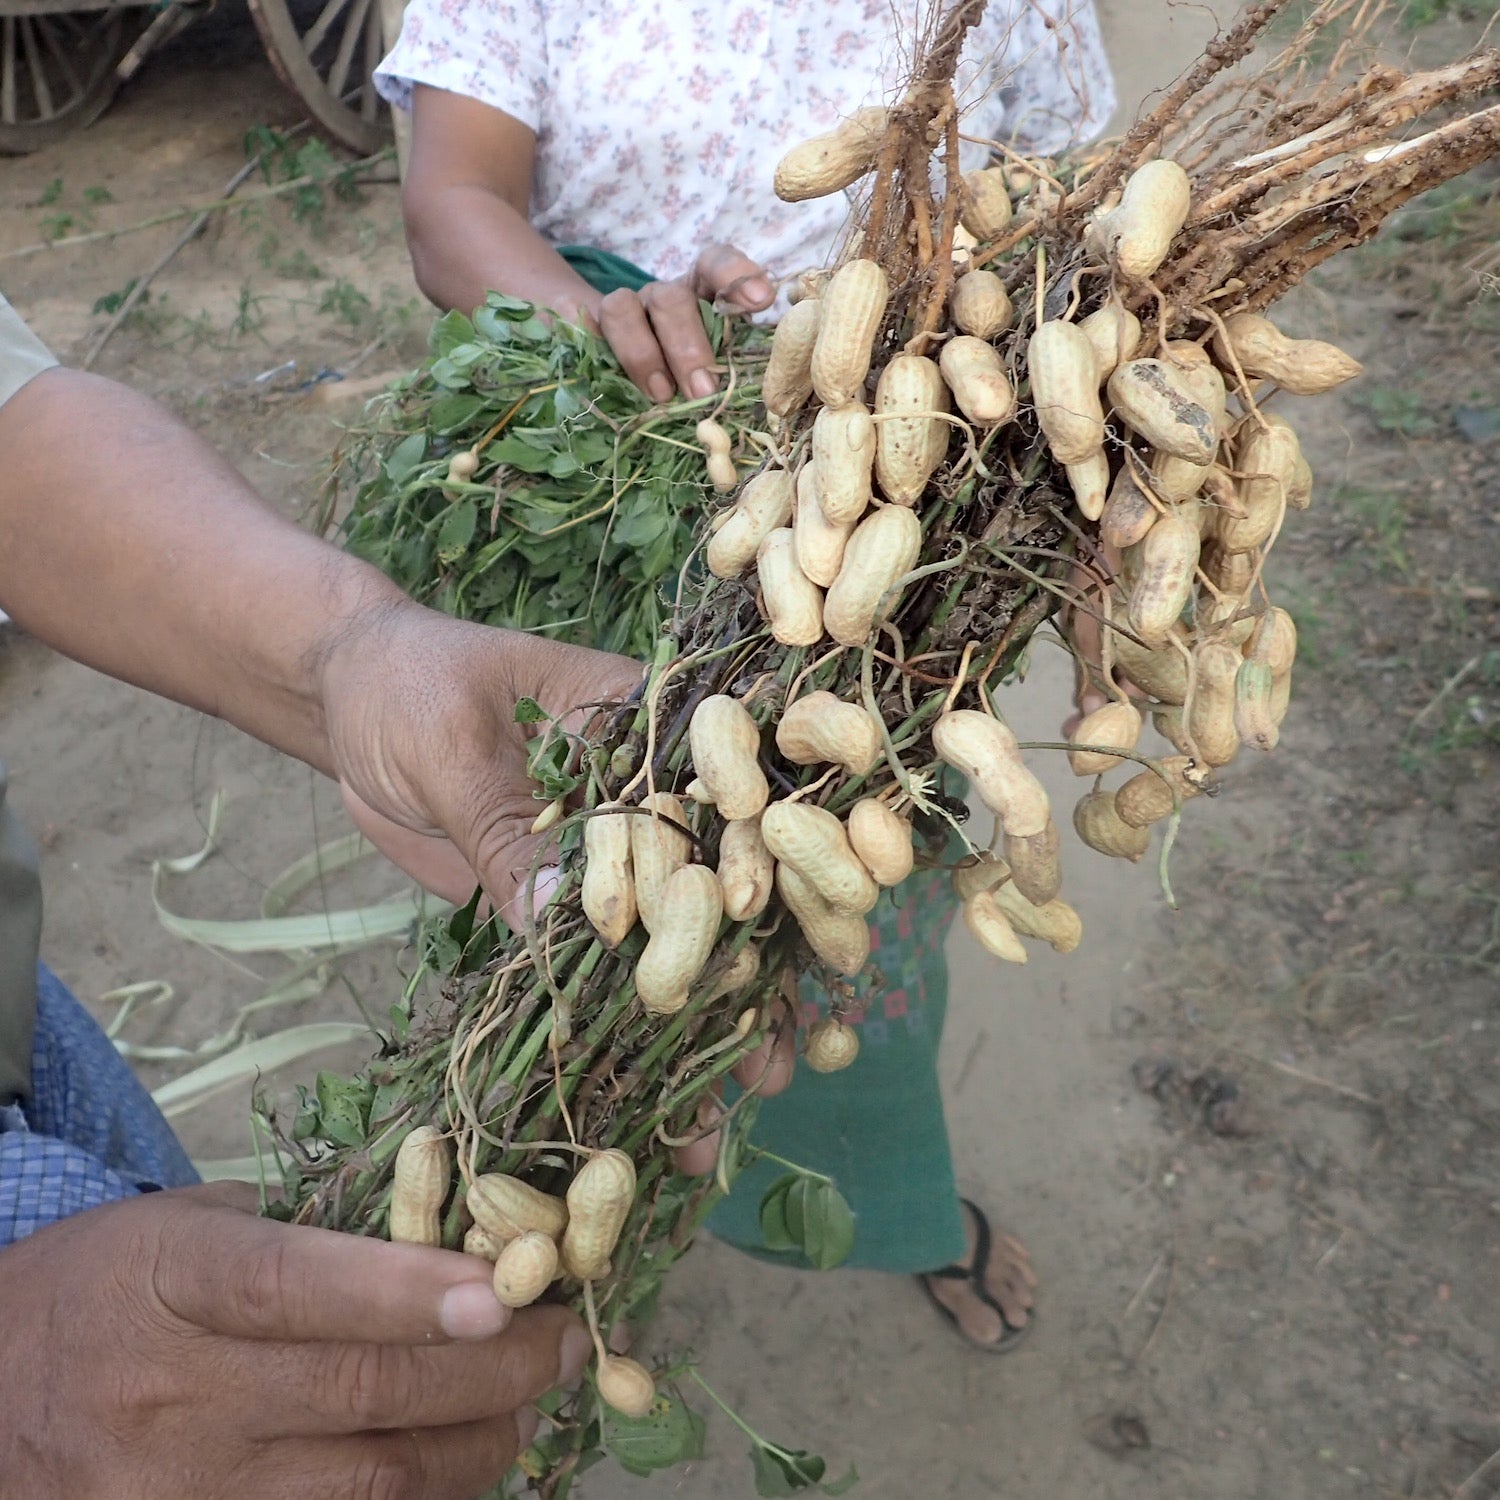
282;2;1499;1493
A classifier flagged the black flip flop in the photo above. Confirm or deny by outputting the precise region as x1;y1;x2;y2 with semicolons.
918;1198;1032;1354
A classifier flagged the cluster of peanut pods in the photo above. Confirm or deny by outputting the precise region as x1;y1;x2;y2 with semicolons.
675;135;1360;971
387;1127;660;1416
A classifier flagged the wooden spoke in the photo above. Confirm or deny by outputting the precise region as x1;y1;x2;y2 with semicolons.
2;19;17;127
20;20;54;120
0;13;142;154
248;0;391;153
359;0;382;120
325;0;373;101
300;0;355;64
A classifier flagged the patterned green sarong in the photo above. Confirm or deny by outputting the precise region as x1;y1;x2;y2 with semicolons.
707;867;967;1274
563;246;969;1275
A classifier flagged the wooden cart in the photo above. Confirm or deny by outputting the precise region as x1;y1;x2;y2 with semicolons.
1;0;396;155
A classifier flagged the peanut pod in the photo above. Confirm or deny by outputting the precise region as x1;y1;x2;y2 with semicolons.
811;259;889;409
875;353;951;505
702;943;761;1003
1100;465;1160;549
794;461;854;587
1078;302;1143;383
463;1224;506;1262
636;865;724;1015
688;695;769;821
959;167;1013;241
492;1230;560;1309
1128;512;1200;648
706;468;795;579
1107;359;1218;465
1072;787;1151;862
1188;640;1242;767
695;418;737;493
597;1356;657;1419
1114;754;1204;828
1113;624;1191;704
717;815;776;922
761;800;879;917
804;1018;862;1074
940;336;1016;426
847;798;915;887
1088;158;1191;280
1003;817;1062;906
582;805;637;949
775;690;882;777
932;709;1050;838
964;889;1029;964
776;863;871;975
631;792;692;932
389;1125;451;1247
1219;418;1300;553
1066;450;1111;522
987;880;1083;954
562;1148;637;1281
756;528;824;647
1067;699;1144;776
761;297;822;419
1213;312;1362;396
811;402;876;526
468;1174;568;1242
1028;320;1105;465
1234;657;1279;752
949;269;1013;339
1247;607;1297;677
823;503;922;647
774;107;889;202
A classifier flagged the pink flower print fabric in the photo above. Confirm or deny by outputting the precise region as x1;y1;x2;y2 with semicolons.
376;0;1116;289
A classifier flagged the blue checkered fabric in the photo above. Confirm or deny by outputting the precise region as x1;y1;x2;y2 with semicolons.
0;965;198;1246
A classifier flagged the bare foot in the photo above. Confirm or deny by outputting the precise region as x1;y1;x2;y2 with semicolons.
922;1201;1038;1349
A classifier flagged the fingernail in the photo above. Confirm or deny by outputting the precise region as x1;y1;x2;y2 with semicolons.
559;1324;594;1388
515;1406;541;1450
745;276;774;305
531;865;560;918
440;1281;512;1341
689;368;718;399
647;373;674;404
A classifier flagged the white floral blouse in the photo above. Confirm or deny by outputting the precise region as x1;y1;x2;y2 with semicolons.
376;0;1116;287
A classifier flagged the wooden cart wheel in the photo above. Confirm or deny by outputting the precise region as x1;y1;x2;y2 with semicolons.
247;0;390;156
0;11;148;155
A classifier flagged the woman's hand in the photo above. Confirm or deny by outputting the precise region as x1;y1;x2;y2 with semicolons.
594;244;776;404
0;1183;591;1500
404;89;775;404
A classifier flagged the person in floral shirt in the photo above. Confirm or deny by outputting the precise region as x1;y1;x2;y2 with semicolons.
377;0;1116;1352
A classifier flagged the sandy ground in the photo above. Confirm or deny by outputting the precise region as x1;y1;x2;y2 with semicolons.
2;5;1498;1498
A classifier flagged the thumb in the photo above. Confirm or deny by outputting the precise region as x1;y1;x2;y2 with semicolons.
694;244;775;311
150;1188;517;1344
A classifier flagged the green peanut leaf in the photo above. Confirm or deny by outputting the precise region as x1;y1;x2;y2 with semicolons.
759;1175;798;1252
601;1389;705;1477
807;1182;856;1270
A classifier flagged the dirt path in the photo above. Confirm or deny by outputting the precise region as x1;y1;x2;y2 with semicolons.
3;5;1497;1497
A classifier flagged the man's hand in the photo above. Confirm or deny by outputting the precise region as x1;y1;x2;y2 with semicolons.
595;244;776;403
314;603;800;1131
316;609;642;924
0;1184;591;1500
